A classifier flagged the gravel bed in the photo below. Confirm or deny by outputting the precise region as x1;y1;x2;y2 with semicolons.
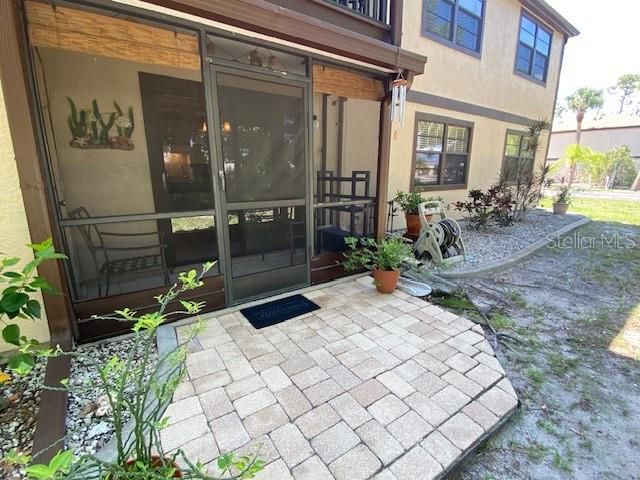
447;209;583;270
0;361;45;479
66;336;157;456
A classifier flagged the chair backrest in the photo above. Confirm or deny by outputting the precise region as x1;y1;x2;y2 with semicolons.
67;207;107;254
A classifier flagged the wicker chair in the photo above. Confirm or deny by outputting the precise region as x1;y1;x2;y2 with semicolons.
68;207;169;297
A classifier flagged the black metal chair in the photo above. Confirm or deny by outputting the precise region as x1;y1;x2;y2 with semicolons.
68;207;170;297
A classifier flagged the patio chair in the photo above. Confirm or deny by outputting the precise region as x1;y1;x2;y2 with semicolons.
68;207;170;297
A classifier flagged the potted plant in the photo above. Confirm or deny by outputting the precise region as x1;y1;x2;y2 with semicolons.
552;184;572;214
11;262;264;480
342;236;413;294
393;191;423;236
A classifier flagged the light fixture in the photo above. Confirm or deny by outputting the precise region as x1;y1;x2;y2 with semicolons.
222;121;231;133
202;121;207;132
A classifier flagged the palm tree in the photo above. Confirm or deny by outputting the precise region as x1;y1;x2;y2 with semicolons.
565;87;604;185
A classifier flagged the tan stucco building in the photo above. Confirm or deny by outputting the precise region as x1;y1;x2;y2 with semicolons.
0;0;576;349
388;0;578;229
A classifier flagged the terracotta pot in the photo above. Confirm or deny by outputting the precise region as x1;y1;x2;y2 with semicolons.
373;269;400;294
552;202;569;215
405;213;421;236
123;456;182;478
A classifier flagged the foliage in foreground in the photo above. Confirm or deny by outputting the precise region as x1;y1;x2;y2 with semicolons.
7;262;263;479
342;236;413;272
1;239;67;381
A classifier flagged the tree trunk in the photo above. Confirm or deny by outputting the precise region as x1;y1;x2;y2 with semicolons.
632;170;640;191
568;114;583;186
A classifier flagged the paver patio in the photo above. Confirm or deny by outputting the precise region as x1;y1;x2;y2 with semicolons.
161;276;518;479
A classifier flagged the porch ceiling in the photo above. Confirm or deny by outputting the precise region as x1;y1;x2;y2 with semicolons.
161;276;518;479
140;0;428;74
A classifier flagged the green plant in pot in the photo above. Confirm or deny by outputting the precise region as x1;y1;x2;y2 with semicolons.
552;184;572;215
342;236;413;294
393;191;423;236
11;262;264;480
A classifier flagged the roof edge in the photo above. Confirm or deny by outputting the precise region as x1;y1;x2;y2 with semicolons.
520;0;579;38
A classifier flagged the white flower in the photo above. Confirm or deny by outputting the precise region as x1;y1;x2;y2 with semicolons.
115;116;132;129
87;111;97;123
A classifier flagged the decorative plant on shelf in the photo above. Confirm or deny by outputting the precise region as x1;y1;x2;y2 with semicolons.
0;238;67;383
9;262;264;480
66;98;87;145
342;236;412;294
552;184;572;215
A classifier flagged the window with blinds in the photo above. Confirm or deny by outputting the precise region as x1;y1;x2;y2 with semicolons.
423;0;485;54
414;117;472;189
502;132;535;183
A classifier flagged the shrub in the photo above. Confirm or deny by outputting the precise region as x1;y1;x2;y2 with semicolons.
454;187;513;229
1;238;66;379
342;236;413;272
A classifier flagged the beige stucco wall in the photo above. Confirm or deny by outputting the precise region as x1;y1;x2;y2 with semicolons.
388;0;563;224
0;80;51;352
402;0;563;119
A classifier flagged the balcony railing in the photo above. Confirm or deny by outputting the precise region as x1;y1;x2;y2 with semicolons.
326;0;389;24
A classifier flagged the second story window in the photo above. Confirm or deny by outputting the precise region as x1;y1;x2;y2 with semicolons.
423;0;484;54
516;14;552;83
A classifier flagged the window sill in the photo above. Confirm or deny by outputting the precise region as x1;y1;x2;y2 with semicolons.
421;31;482;59
514;69;548;87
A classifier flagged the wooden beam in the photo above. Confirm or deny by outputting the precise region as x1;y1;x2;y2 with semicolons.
0;0;74;349
375;94;392;240
143;0;427;74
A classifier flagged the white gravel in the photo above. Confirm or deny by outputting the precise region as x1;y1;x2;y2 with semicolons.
66;336;157;456
0;361;45;479
448;209;583;269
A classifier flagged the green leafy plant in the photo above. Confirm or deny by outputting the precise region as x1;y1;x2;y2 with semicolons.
12;262;263;479
1;238;67;378
454;187;514;229
393;191;424;215
554;184;572;204
342;236;412;272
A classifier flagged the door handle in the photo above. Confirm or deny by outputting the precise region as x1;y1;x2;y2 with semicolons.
218;170;226;192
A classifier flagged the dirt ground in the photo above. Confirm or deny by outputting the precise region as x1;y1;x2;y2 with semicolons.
447;221;640;480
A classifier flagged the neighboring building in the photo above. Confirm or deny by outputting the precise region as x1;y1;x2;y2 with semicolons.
548;115;640;170
0;0;575;347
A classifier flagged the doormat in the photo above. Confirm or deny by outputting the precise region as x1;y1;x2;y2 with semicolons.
240;294;320;329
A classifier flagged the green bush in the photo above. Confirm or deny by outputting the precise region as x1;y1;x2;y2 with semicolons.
342;236;412;272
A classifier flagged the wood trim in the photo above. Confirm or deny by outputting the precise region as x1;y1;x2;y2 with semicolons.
74;275;225;342
265;0;391;41
142;0;427;73
375;95;392;239
31;356;70;464
0;0;74;348
310;252;354;284
390;0;403;46
406;90;536;126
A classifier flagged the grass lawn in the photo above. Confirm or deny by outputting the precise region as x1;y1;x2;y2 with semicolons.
540;197;640;226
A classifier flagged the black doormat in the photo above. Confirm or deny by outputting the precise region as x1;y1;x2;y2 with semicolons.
240;294;320;329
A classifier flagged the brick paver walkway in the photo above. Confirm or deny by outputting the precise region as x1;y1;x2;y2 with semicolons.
161;276;518;479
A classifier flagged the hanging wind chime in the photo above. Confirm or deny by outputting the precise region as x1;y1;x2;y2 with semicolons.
390;72;408;126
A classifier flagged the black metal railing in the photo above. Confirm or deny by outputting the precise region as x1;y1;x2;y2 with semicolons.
326;0;389;24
